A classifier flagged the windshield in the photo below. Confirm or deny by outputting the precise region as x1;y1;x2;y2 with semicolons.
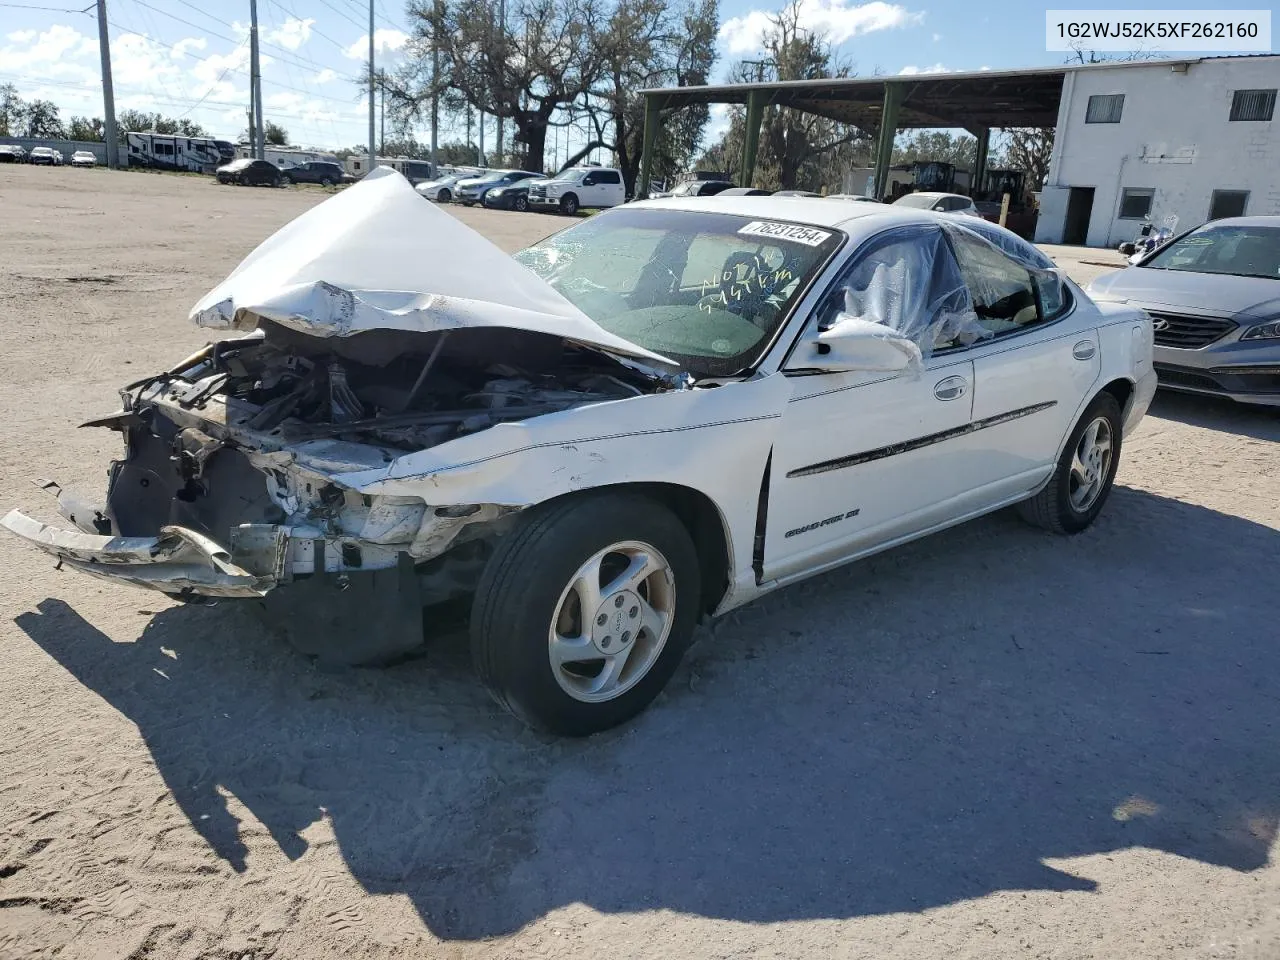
514;207;843;376
558;169;588;182
670;181;697;196
1141;224;1280;280
892;194;937;209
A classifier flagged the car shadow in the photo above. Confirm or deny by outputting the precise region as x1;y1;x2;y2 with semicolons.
14;486;1280;940
1148;390;1280;442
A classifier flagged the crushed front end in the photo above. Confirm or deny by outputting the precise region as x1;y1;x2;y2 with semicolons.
2;322;661;616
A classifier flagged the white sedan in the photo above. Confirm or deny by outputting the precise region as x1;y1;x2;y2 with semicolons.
414;174;464;202
70;151;97;167
893;191;984;217
1;170;1156;736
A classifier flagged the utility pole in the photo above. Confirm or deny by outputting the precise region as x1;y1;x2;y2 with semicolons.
249;0;263;158
429;0;439;175
379;74;385;154
95;0;119;168
495;0;505;164
478;110;485;166
367;0;376;173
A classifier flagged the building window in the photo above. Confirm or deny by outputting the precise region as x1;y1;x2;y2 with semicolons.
1118;188;1154;220
1230;89;1276;121
1085;94;1125;124
1209;190;1249;220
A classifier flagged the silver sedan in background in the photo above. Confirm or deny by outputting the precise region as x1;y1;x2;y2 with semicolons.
1088;216;1280;407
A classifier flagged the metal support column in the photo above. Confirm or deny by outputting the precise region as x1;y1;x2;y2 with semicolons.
637;94;661;199
739;90;765;188
872;81;903;200
972;126;990;195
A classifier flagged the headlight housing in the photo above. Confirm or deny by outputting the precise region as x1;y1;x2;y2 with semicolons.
1241;320;1280;341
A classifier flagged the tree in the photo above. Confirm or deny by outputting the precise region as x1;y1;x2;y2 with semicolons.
893;130;978;169
118;110;210;138
1002;128;1054;190
582;0;719;194
67;116;105;141
697;2;871;192
0;83;23;137
263;121;288;145
405;0;605;172
19;99;65;138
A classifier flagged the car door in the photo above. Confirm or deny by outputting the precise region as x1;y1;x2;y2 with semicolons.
944;226;1100;502
762;225;980;584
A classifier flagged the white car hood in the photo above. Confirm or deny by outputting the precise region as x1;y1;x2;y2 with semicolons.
190;167;674;367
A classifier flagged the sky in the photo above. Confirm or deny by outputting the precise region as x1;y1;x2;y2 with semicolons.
0;0;1258;159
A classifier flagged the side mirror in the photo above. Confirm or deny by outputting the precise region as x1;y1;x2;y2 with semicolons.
1118;242;1137;256
799;317;922;373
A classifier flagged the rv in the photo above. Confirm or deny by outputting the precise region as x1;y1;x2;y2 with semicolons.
126;133;235;173
234;144;340;170
343;155;436;183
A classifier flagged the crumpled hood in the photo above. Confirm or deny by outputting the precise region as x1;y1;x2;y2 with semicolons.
189;167;674;366
1089;267;1280;320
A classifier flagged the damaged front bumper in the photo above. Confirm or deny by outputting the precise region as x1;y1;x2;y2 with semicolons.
1;510;271;598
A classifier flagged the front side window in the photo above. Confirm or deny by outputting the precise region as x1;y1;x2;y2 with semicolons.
1086;94;1125;123
1142;224;1280;280
515;208;843;376
1118;188;1154;220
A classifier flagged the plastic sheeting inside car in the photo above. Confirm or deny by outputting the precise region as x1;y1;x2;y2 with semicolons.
825;224;991;374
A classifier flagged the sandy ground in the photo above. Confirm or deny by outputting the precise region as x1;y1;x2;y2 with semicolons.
1;165;1278;960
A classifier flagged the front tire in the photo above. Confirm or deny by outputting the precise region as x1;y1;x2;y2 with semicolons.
320;177;333;187
560;193;579;215
1017;392;1123;534
437;188;451;202
471;493;701;736
280;173;292;185
513;194;529;212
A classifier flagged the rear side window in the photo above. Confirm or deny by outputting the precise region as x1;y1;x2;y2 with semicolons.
598;171;621;184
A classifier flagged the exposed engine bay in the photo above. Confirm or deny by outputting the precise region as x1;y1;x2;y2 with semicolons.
149;320;658;457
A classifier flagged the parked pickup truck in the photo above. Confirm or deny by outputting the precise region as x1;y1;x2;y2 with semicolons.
528;166;626;215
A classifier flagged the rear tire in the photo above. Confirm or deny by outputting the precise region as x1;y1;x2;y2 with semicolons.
471;493;701;736
280;173;292;185
320;177;333;187
1017;392;1123;534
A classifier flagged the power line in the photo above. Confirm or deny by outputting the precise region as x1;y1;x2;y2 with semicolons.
0;1;88;9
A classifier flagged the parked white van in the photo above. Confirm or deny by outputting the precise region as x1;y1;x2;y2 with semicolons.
528;166;626;214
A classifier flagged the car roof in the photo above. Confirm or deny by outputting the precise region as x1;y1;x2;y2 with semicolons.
635;194;949;233
902;192;969;201
1192;215;1280;228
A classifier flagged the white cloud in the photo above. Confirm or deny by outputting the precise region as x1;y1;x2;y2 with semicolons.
172;37;208;60
897;62;947;75
314;67;338;84
931;32;941;42
0;24;97;81
719;0;921;55
264;17;314;51
343;29;409;61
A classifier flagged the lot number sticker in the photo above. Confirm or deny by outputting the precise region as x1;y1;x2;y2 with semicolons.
738;221;832;247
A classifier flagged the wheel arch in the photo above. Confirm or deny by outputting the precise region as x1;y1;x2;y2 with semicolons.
534;481;733;617
1100;376;1135;420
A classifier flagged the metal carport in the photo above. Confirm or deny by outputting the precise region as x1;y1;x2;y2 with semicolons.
637;65;1069;199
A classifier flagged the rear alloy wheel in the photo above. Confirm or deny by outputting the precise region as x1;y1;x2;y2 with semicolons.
280;173;292;185
1017;392;1123;534
559;193;579;215
513;194;529;212
320;177;334;187
471;493;700;736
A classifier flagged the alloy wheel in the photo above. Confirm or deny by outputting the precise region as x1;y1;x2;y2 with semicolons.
1069;416;1113;512
547;540;675;703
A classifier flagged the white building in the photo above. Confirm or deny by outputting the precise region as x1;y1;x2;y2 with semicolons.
1036;55;1280;247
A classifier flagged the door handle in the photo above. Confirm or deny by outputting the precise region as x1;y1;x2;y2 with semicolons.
1073;339;1097;360
933;375;968;401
